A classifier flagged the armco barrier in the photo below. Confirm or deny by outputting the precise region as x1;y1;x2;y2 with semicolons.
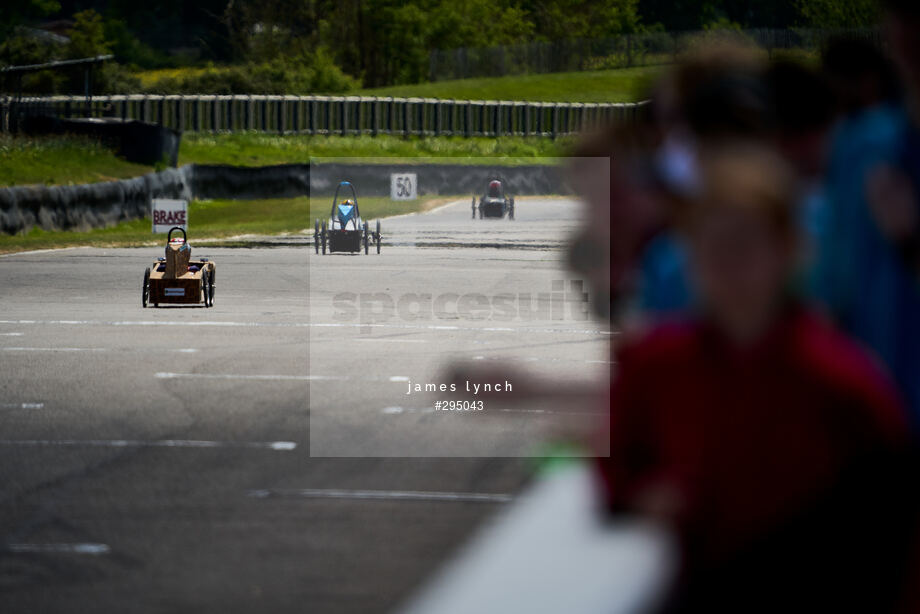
0;162;574;234
4;95;646;137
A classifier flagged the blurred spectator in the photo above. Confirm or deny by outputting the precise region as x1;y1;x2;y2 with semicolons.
822;36;901;115
635;44;773;320
598;143;914;611
815;0;920;429
765;60;837;291
635;53;843;324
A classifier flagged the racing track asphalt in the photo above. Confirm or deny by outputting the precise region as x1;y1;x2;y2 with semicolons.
0;197;611;613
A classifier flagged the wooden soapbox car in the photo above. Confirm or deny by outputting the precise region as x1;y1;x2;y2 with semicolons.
142;227;215;308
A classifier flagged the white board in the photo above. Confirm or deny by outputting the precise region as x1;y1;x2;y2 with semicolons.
398;463;676;614
391;173;418;200
152;199;188;233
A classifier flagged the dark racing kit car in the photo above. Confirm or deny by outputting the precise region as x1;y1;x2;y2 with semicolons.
473;179;514;220
315;181;382;255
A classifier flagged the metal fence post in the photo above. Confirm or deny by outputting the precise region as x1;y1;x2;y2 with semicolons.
417;100;425;136
371;97;379;136
292;97;300;133
245;96;253;131
403;100;411;137
433;101;441;137
278;98;285;134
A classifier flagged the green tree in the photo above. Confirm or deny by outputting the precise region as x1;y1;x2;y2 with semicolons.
526;0;641;40
796;0;879;27
0;0;60;40
68;9;111;59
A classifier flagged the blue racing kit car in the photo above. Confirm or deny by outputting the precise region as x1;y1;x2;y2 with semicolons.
315;181;382;255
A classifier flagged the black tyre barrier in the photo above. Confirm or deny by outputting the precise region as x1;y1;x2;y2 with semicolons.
0;162;573;235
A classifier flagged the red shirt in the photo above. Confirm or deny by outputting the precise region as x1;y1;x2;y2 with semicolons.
598;306;908;567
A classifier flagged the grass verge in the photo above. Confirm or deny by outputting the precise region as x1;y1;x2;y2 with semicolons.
1;133;571;189
134;65;660;103
0;195;451;254
357;66;661;102
179;133;573;166
0;134;152;188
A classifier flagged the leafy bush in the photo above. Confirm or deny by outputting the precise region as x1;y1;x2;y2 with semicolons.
140;51;358;95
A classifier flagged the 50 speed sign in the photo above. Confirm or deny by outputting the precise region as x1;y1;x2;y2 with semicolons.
391;173;417;200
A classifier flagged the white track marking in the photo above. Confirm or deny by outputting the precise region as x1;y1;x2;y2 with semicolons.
377;406;598;417
0;402;44;410
2;347;198;353
356;338;428;343
7;543;110;555
0;332;24;336
0;319;613;336
154;372;410;383
379;406;436;415
465;355;612;365
156;372;320;381
0;439;297;450
2;347;106;352
0;246;92;258
247;488;512;503
498;408;605;416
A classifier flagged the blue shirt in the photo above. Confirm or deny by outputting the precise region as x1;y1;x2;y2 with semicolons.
817;103;920;429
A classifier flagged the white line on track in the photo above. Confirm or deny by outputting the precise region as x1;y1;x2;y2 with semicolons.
0;319;613;336
247;488;513;503
156;372;323;381
6;543;110;555
355;338;428;343
0;402;44;409
472;355;612;365
155;372;408;383
0;439;297;450
2;347;106;352
380;406;435;415
2;347;199;353
497;408;605;416
377;406;601;417
0;332;24;336
0;245;92;258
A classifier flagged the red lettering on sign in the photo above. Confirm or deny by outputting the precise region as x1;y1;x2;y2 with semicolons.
154;209;186;227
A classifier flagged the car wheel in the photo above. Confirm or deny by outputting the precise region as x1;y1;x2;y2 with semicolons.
201;270;209;307
142;267;150;308
314;219;320;254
